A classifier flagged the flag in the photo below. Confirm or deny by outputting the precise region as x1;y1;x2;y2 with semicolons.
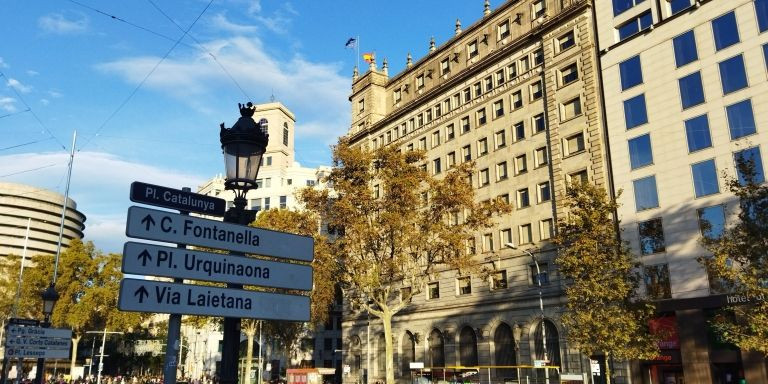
362;52;375;63
345;37;357;49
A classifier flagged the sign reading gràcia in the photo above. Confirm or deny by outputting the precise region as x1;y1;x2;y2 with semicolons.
125;206;313;262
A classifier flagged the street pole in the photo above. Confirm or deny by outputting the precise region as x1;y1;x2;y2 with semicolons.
85;329;122;384
366;312;370;384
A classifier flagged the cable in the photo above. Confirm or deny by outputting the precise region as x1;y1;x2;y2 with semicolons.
0;163;60;178
0;138;54;152
0;108;31;120
0;72;67;151
146;0;251;101
77;0;215;152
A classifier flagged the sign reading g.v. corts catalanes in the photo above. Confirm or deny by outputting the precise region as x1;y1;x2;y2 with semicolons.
125;206;313;262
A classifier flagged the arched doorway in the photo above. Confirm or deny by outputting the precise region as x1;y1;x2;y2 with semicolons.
428;329;445;368
459;326;478;367
494;323;517;380
401;331;416;378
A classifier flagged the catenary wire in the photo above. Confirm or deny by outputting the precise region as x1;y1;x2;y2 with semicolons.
0;108;31;120
76;0;215;152
0;138;54;152
0;72;67;151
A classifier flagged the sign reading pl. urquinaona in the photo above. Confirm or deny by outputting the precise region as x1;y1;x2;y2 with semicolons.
118;278;310;321
125;206;313;261
122;242;313;290
130;181;226;216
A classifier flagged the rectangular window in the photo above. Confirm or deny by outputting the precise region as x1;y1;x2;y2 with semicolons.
433;158;442;175
477;108;487;125
639;217;666;255
757;0;768;32
463;88;472;103
558;30;575;52
461;116;471;133
719;55;748;94
358;99;365;113
264;197;271;210
531;262;548;284
495;130;507;149
530;80;543;100
685;114;712;152
533;49;544;66
560;63;579;86
508;62;518;80
500;228;513;244
520;56;530;73
428;282;440;299
418;137;427;150
514;121;526;141
533;0;546;18
512;90;523;109
440;58;450;76
479;168;490;187
698;205;726;239
734;147;765;184
712;12;740;51
426;109;433;123
473;82;483;98
519;223;533;244
517;188;530;208
644;264;671;299
538;181;551;202
673;30;698;67
497;161;509;180
564;132;585;156
623;94;648;129
394;89;402;103
468;40;479;59
633;175;659;211
726;99;757;139
692;159;719;197
669;0;692;15
540;218;554;240
496;69;505;85
431;131;441;147
251;198;262;212
483;233;494;253
628;134;653;169
619;55;643;90
569;170;589;185
618;11;653;41
491;270;508;290
462;145;472;162
466;237;476;254
561;97;582;120
447;151;456;169
417;75;425;90
515;154;528;175
279;195;287;209
446;124;455;140
613;0;646;16
498;20;510;39
478;137;489;156
485;76;494;93
533;113;546;133
493;99;504;118
679;71;705;109
535;146;548;167
457;277;472;295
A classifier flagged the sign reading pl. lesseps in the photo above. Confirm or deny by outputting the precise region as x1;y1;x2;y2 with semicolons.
118;278;310;321
122;242;313;290
130;181;226;216
125;206;313;261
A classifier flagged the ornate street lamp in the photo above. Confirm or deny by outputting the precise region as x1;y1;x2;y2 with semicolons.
218;102;269;384
41;284;59;321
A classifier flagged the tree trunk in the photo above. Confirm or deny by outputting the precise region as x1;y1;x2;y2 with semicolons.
70;334;81;379
381;309;394;384
605;352;612;384
245;328;256;384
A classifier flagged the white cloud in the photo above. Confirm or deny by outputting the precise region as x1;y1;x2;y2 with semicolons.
0;151;209;253
47;89;63;98
210;13;259;34
0;57;8;68
0;97;17;112
97;36;350;142
26;70;39;77
6;78;32;93
40;98;50;106
38;12;88;34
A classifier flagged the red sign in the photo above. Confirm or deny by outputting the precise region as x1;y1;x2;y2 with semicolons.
649;315;679;350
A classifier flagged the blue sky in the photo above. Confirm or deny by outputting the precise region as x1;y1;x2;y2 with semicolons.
1;0;492;252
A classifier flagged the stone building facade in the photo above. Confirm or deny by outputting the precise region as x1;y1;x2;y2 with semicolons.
343;0;615;382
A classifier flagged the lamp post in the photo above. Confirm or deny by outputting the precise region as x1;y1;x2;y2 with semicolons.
505;243;548;384
34;284;59;384
219;102;270;384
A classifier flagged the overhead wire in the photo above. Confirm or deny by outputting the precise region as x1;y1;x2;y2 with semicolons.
0;108;31;120
76;0;215;152
0;163;60;178
0;138;54;152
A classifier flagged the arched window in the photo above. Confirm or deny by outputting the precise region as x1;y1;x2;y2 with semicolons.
494;323;517;379
459;326;478;366
534;320;561;366
283;122;289;146
349;336;363;375
377;333;386;376
401;332;416;377
428;329;444;368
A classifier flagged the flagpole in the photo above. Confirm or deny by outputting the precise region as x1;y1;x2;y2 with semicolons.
356;35;360;72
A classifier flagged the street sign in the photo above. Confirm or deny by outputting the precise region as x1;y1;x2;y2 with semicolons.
534;360;547;368
125;206;313;261
7;325;72;339
118;278;310;321
8;318;39;326
130;181;226;216
590;360;601;374
6;336;70;350
122;242;313;290
4;347;69;359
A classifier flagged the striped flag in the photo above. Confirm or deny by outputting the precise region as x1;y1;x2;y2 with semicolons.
362;52;375;63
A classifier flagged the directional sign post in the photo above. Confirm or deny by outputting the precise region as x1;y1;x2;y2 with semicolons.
130;181;226;216
125;206;313;261
118;278;310;321
122;242;313;290
4;325;72;360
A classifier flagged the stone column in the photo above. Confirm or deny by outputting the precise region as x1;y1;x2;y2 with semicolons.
677;309;712;383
